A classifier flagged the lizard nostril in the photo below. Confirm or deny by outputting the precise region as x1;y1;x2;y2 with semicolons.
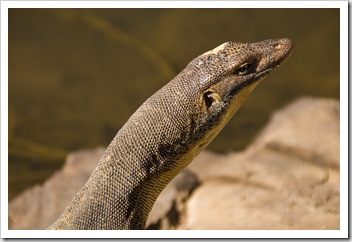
274;43;282;50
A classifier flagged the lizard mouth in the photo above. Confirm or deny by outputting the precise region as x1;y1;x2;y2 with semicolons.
254;66;275;81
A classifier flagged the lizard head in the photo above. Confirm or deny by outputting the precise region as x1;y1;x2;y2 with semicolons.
191;38;293;149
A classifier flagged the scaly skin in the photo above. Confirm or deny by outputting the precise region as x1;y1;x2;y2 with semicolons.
48;38;293;230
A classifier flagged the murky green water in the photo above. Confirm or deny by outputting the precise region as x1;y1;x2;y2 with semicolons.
8;8;340;200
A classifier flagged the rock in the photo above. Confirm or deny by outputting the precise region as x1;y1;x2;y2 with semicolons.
185;149;339;229
8;97;340;230
250;96;340;169
8;147;104;229
182;97;340;229
185;177;339;230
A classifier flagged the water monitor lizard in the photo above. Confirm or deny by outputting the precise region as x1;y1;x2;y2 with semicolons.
48;38;293;230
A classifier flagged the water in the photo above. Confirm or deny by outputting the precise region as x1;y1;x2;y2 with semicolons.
8;8;340;200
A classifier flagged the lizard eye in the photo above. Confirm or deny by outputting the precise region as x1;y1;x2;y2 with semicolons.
234;63;253;76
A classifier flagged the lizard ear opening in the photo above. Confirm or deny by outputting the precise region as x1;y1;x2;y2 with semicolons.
203;91;221;109
203;91;214;109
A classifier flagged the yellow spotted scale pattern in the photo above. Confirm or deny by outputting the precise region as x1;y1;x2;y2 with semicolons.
48;39;293;230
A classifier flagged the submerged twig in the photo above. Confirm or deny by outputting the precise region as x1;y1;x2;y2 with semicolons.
9;137;68;161
56;9;176;80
